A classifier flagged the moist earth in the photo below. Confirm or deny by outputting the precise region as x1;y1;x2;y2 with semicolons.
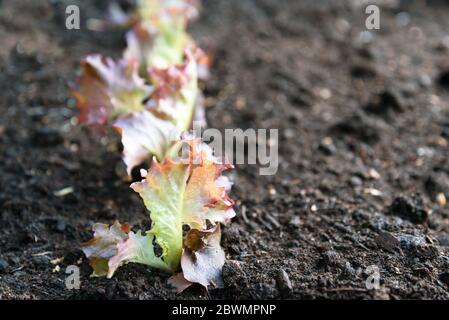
0;0;448;299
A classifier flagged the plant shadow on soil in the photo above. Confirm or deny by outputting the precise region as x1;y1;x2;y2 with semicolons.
0;0;448;299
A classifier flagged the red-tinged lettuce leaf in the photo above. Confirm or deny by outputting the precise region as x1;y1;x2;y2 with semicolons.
168;225;225;292
131;137;235;228
123;25;156;73
82;138;235;279
167;272;193;293
112;57;206;175
130;137;235;273
114;110;181;176
182;225;225;289
70;55;151;125
81;221;130;277
82;221;172;278
145;48;203;130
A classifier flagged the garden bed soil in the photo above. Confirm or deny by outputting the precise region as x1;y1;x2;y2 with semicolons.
0;0;448;299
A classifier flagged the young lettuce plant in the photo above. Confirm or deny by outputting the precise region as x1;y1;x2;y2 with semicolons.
69;55;151;126
88;0;203;72
125;0;198;70
71;0;235;291
81;137;235;291
70;0;209;175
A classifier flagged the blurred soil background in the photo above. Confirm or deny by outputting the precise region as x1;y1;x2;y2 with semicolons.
0;0;448;299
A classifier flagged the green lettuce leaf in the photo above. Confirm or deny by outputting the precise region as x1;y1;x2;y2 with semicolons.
82;138;235;277
81;221;172;278
124;0;198;71
130;138;234;271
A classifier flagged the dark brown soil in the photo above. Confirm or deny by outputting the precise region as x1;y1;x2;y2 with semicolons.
1;0;449;299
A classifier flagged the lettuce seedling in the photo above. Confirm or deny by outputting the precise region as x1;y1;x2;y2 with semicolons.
71;48;206;175
115;48;207;175
69;56;151;126
74;0;234;291
125;7;192;70
71;0;210;175
82;137;235;290
89;0;200;70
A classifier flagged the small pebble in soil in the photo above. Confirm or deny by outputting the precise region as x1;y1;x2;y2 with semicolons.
350;176;363;186
318;137;336;155
275;269;293;298
342;261;356;276
0;258;9;273
289;216;301;228
418;74;432;88
283;128;295;140
388;194;428;224
369;168;381;180
396;12;411;27
436;193;446;206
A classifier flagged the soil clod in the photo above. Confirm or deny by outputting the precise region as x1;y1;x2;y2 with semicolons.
376;231;399;252
222;260;247;289
388;194;429;224
331;112;381;144
364;89;405;116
